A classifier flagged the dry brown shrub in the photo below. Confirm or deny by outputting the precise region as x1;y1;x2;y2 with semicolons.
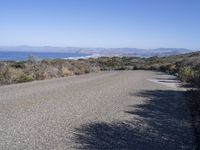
61;67;72;77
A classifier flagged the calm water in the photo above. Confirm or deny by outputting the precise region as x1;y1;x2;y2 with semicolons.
0;51;90;61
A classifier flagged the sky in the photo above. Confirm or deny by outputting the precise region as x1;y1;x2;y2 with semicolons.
0;0;200;49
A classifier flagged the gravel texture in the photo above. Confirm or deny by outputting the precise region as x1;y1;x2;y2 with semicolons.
0;71;194;149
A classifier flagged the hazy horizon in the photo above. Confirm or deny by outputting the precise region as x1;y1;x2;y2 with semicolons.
0;45;198;51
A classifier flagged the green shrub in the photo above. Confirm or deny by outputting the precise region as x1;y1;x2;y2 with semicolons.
16;74;33;83
178;67;194;82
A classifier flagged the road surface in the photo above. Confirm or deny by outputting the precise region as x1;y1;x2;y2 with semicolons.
0;71;194;149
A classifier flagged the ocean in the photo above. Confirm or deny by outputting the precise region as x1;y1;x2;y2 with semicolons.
0;51;93;61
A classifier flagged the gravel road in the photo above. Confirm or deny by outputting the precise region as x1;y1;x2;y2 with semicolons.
0;71;194;149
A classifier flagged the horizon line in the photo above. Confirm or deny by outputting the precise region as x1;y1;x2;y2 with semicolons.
0;45;198;50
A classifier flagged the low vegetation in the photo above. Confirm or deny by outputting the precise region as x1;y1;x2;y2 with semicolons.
1;52;200;88
0;52;199;91
0;57;100;85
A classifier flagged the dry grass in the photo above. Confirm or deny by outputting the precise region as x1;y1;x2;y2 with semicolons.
0;59;100;85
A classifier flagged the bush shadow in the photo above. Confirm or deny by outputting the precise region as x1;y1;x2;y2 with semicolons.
73;90;194;150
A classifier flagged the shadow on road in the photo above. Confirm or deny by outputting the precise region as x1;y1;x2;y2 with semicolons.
73;90;194;150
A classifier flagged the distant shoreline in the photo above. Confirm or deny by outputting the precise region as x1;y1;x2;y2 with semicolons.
0;51;94;61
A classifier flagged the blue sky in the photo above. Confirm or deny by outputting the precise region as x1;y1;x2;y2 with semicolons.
0;0;200;49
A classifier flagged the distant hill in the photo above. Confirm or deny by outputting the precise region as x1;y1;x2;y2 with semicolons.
0;46;196;57
79;48;193;57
